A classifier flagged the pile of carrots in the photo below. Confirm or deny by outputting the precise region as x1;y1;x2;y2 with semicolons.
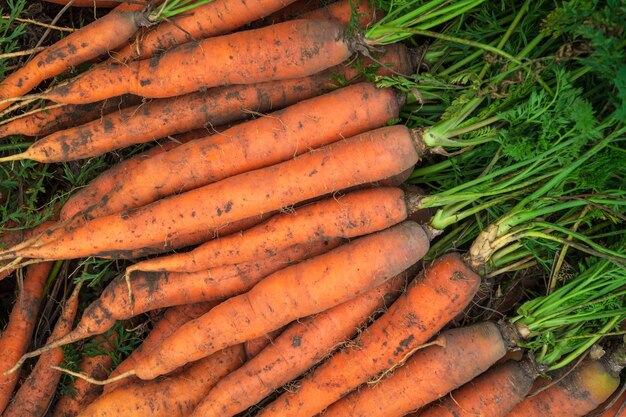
0;0;624;416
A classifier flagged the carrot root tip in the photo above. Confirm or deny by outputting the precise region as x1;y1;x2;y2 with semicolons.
50;366;136;385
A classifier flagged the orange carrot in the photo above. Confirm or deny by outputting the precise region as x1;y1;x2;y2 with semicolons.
259;252;481;417
596;389;626;417
76;345;246;417
0;8;154;112
190;272;410;417
300;0;379;26
244;327;285;360
17;240;341;365
320;322;509;417
126;187;411;274
0;124;419;261
2;71;403;163
51;335;116;417
407;360;536;417
42;19;353;104
0;262;52;413
112;221;429;381
104;301;217;393
2;284;81;417
505;356;623;417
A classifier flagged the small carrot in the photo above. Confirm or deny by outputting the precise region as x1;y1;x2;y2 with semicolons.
0;262;52;413
2;283;81;417
0;95;142;139
75;345;246;417
51;334;116;417
14;240;341;366
190;271;410;417
505;353;623;417
0;7;155;112
98;221;429;381
104;301;217;393
320;322;509;417
407;360;536;417
41;19;354;104
125;187;411;274
0;124;419;261
244;327;285;360
258;252;481;417
300;0;380;26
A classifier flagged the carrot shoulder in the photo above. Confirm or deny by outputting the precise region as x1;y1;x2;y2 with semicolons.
0;262;51;413
43;19;352;104
191;272;409;417
3;124;419;260
2;284;81;417
127;221;429;380
321;322;509;417
259;252;481;417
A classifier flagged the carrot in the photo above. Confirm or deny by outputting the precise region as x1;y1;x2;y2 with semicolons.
2;284;81;417
126;187;412;274
408;360;536;417
505;355;623;417
76;345;246;417
0;262;52;413
244;327;285;360
51;335;116;417
102;221;429;381
41;19;353;104
17;240;341;366
43;1;119;7
320;321;509;417
0;124;419;261
0;8;155;112
0;95;142;139
104;301;217;393
300;0;379;26
1;69;404;163
190;271;410;417
258;252;481;417
596;390;626;417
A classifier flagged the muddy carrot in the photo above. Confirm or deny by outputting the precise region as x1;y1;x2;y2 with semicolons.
244;328;285;360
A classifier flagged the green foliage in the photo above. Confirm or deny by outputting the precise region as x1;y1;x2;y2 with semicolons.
59;344;81;397
83;322;142;367
0;0;26;78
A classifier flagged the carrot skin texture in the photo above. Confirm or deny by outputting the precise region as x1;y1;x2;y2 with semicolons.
191;273;409;417
6;124;418;260
22;78;400;162
244;327;284;360
51;336;116;417
103;302;217;393
505;358;621;417
44;19;352;104
301;0;379;26
406;360;535;417
129;187;409;273
2;286;81;417
0;95;141;139
0;262;51;413
260;252;481;417
53;240;342;353
322;322;508;417
0;10;145;111
596;390;626;417
131;221;429;380
76;345;245;417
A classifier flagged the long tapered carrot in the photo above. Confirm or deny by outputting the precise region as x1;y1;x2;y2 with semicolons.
76;345;246;417
321;322;509;417
0;95;142;139
126;187;411;274
0;124;419;261
2;284;81;417
505;356;623;417
109;221;429;381
41;19;353;104
104;301;218;393
2;69;404;163
0;8;154;112
14;240;341;369
190;271;410;417
412;360;536;417
51;335;116;417
259;252;481;417
0;262;52;413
